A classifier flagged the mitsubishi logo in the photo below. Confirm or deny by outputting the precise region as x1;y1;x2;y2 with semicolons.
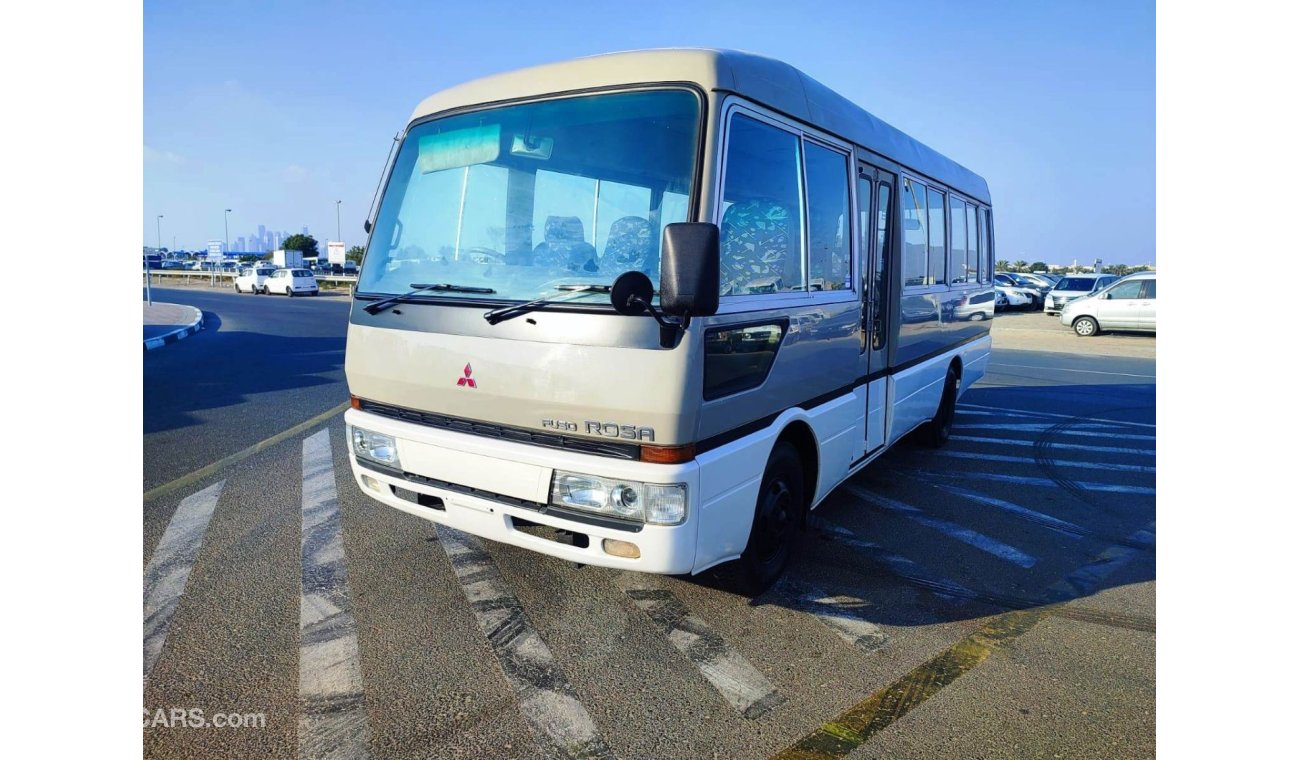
456;363;477;388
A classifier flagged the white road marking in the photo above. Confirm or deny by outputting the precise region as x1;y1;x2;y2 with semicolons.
622;578;786;719
936;450;1156;474
143;480;225;683
1043;522;1157;603
920;478;1086;538
436;526;614;759
771;577;889;654
911;468;1156;495
808;517;980;603
988;362;1156;379
958;403;1156;429
843;484;1037;568
299;430;370;760
951;434;1154;457
955;422;1156;441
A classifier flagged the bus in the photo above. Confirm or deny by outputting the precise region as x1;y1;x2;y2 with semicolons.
344;49;994;591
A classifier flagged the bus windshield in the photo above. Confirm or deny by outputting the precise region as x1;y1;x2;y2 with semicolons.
358;89;701;303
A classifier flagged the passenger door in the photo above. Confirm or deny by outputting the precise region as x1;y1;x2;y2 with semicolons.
1095;279;1144;329
858;161;894;452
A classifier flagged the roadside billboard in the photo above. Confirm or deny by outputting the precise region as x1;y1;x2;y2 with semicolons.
207;241;224;262
327;241;346;265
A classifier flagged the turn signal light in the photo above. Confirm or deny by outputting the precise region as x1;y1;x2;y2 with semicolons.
640;443;696;464
350;395;362;410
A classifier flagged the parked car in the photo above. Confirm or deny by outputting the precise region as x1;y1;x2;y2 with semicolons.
994;285;1031;311
262;268;319;297
234;267;273;294
1060;273;1156;336
993;273;1043;309
1044;273;1119;315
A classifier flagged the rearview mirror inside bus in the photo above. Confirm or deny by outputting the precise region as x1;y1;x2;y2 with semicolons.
659;222;720;318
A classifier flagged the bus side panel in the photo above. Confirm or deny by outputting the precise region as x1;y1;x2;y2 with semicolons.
887;355;950;446
692;390;861;573
894;291;946;367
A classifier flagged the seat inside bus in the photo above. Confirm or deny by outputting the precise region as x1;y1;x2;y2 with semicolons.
532;215;598;272
599;216;654;276
720;199;796;295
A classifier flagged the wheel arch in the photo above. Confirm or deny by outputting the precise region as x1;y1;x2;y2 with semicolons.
774;420;818;523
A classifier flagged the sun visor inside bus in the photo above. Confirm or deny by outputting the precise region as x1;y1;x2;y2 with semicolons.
417;124;501;173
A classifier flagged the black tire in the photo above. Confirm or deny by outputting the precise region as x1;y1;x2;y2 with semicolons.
287;288;294;298
739;442;806;594
1073;316;1099;337
924;366;960;448
235;283;242;293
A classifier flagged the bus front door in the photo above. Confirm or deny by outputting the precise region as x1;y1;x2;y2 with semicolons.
859;162;895;453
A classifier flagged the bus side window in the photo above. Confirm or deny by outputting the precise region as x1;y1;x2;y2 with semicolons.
804;141;850;291
900;179;927;287
949;197;968;284
719;114;806;296
927;187;946;286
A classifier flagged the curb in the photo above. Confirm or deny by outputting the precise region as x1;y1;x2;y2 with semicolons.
144;304;204;351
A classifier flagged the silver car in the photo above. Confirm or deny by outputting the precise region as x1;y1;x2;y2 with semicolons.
1059;273;1156;336
1043;273;1119;315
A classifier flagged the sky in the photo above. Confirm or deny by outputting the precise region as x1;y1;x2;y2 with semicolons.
144;0;1154;265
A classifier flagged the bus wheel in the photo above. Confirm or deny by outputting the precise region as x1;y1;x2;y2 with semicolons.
740;442;805;593
1073;316;1098;337
925;367;959;448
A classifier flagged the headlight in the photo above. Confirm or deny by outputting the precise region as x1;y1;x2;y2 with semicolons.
349;424;401;469
550;470;687;525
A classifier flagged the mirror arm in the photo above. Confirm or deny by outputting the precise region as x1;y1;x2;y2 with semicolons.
629;296;689;348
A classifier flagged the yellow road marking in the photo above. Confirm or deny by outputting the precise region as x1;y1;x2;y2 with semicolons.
143;401;349;502
770;609;1047;759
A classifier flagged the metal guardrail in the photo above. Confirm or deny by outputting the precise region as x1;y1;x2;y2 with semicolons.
142;269;359;288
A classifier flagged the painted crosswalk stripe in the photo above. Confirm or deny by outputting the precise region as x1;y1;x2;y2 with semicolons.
622;579;786;719
436;525;614;760
936;449;1156;474
919;478;1086;538
772;577;888;654
950;434;1154;457
912;468;1156;495
143;479;225;683
299;429;370;760
955;422;1155;442
957;404;1156;429
807;517;980;604
843;484;1037;568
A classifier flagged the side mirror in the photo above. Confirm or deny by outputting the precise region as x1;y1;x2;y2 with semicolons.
1102;292;1112;299
659;223;719;318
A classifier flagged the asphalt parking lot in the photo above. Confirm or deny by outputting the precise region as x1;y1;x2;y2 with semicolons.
143;289;1155;759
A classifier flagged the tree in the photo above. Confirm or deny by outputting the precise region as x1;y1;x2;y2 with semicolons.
1012;260;1029;272
282;233;319;259
1029;261;1048;273
995;259;1010;272
345;245;365;263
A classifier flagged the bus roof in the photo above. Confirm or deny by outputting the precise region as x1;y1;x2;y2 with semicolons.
410;48;991;204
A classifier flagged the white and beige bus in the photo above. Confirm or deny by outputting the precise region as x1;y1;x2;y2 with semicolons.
344;49;995;590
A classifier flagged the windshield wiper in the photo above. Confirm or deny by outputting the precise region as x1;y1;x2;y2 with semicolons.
363;282;497;315
482;284;611;325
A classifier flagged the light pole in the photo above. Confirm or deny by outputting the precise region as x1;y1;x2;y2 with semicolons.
335;200;342;242
150;214;162;305
223;209;232;287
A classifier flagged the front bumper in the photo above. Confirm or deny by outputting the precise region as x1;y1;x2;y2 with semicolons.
345;408;701;574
